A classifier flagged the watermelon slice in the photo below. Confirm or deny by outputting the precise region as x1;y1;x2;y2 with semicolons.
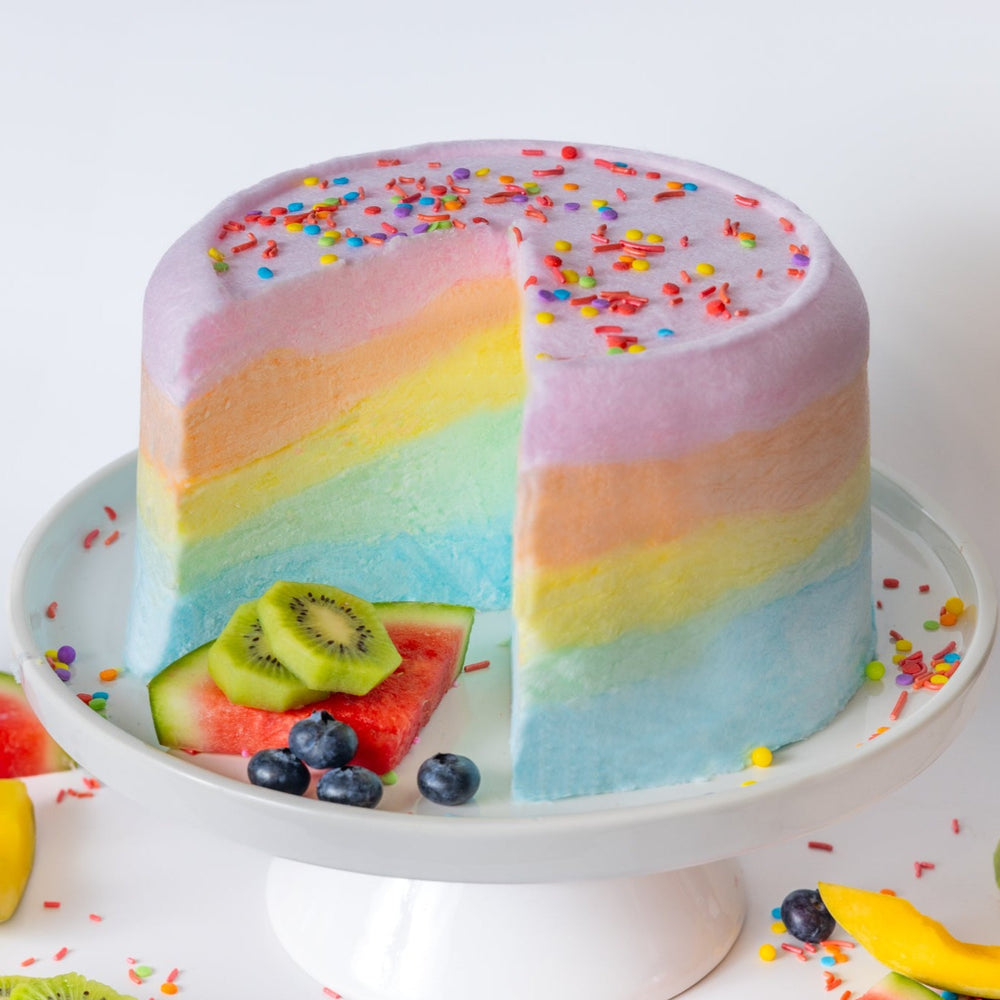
858;972;943;999
0;673;73;779
148;602;475;775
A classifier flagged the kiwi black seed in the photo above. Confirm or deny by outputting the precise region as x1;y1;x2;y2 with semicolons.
257;581;402;695
207;599;329;711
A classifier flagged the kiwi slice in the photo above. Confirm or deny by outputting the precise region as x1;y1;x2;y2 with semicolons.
207;600;330;711
258;581;402;695
9;974;136;1000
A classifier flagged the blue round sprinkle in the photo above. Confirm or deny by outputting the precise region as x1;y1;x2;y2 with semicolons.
683;182;698;191
303;224;321;235
553;288;571;300
333;176;349;185
418;196;436;206
91;691;109;700
343;191;360;202
287;201;304;212
819;956;836;967
770;907;781;919
345;236;364;247
657;328;675;337
257;266;274;279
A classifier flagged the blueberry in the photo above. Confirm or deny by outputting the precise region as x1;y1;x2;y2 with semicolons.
316;766;383;808
247;747;310;795
417;752;480;806
288;710;358;769
779;888;836;944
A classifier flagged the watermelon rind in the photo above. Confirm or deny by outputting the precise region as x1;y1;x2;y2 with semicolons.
858;971;945;999
0;672;74;778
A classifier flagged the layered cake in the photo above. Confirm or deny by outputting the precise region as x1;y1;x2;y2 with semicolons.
125;139;874;800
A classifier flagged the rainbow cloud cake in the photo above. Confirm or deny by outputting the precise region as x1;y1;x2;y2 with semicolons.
125;139;874;801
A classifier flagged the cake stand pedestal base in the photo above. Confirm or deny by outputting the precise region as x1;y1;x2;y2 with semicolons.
265;856;745;1000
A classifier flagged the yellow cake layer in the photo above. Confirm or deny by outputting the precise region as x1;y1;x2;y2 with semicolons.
513;452;870;662
139;311;526;547
141;274;521;486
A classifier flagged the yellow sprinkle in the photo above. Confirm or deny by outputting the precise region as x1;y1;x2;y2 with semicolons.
627;344;645;353
326;230;342;242
302;176;319;186
536;311;555;324
580;306;599;318
563;182;579;191
695;262;715;276
554;239;572;252
929;673;949;686
944;596;965;616
475;167;490;176
895;638;913;653
770;920;786;934
631;259;650;271
319;254;339;265
207;247;225;261
646;233;663;243
285;222;304;233
561;269;579;283
498;174;514;184
741;779;757;786
624;228;643;241
750;746;773;768
758;943;778;962
591;199;608;209
535;352;553;360
98;668;119;683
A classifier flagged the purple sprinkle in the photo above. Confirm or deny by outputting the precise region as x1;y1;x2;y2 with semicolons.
792;252;811;266
54;667;71;682
564;202;580;211
511;194;529;203
537;289;557;302
896;673;914;686
393;204;413;217
599;207;618;220
592;298;611;309
453;167;470;180
57;645;76;665
413;223;430;234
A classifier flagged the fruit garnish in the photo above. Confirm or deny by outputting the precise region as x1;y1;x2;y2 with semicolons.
779;888;836;943
417;752;481;806
316;766;383;808
857;971;946;1000
246;747;310;795
0;778;34;923
818;881;1000;998
0;672;73;778
287;711;358;770
8;972;137;999
258;581;401;695
208;601;328;711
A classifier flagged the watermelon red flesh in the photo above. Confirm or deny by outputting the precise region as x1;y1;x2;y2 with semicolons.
0;672;74;778
858;972;944;1000
148;603;475;775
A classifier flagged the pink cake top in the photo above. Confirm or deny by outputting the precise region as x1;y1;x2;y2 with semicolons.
142;140;868;466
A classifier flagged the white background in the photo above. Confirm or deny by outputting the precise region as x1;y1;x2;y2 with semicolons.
2;1;1000;997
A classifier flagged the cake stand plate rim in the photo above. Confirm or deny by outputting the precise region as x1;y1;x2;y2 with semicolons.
8;452;996;883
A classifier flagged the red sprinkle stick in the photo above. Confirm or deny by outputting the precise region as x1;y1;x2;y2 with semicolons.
808;841;834;851
889;691;908;721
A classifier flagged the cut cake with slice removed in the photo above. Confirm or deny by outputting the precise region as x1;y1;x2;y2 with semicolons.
148;602;475;775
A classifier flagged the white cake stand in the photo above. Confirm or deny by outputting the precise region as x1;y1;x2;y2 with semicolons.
8;454;996;1000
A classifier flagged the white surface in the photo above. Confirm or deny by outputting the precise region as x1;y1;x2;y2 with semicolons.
3;1;1000;996
8;457;997;886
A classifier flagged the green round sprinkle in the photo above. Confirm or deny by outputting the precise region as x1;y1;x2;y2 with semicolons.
923;619;941;631
212;261;229;273
381;770;398;786
134;966;153;978
88;697;107;711
607;347;624;355
865;660;886;681
317;236;337;246
579;275;597;288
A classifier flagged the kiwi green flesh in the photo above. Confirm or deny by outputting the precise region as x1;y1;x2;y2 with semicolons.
259;582;402;695
207;600;329;711
8;973;137;1000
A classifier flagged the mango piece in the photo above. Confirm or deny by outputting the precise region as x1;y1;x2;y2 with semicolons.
0;778;35;922
819;882;1000;999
